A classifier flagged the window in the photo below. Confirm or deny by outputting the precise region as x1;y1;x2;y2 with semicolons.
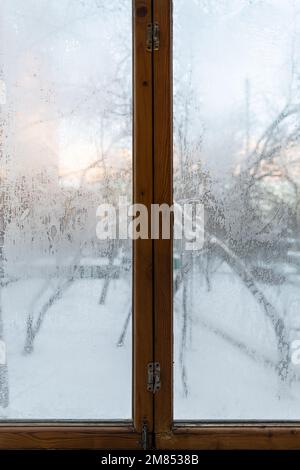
173;0;300;422
0;0;132;422
1;0;300;450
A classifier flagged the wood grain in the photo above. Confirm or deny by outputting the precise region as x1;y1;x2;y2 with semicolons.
156;425;300;450
0;1;154;449
0;425;139;449
152;0;300;451
133;0;154;435
3;0;300;451
153;0;173;435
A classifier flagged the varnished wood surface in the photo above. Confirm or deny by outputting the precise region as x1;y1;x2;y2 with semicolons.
153;0;173;435
157;425;300;450
152;0;300;451
3;0;300;451
0;0;154;449
0;425;140;449
133;0;154;435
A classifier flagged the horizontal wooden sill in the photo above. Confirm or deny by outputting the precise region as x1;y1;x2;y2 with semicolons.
156;424;300;450
0;423;140;449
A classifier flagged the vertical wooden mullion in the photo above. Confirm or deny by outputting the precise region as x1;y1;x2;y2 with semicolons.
133;0;154;434
153;0;173;436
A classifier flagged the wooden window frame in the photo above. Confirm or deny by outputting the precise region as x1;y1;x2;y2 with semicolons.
0;0;153;450
2;0;300;451
154;0;300;451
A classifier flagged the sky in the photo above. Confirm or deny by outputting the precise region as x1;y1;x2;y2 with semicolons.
174;0;300;176
1;0;300;183
0;0;132;183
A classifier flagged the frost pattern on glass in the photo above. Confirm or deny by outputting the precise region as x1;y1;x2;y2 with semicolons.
174;0;300;420
0;0;132;420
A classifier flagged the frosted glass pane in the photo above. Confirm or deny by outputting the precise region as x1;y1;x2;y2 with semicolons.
0;0;132;420
174;0;300;420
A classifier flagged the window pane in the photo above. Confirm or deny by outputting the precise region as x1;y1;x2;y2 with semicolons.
174;0;300;420
0;0;132;420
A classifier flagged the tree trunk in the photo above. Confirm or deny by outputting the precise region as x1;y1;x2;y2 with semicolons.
211;235;290;382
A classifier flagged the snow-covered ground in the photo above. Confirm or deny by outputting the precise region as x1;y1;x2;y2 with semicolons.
174;262;300;420
2;260;300;421
1;276;132;420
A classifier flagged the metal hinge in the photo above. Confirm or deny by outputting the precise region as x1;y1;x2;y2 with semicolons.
146;22;160;52
147;362;161;393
